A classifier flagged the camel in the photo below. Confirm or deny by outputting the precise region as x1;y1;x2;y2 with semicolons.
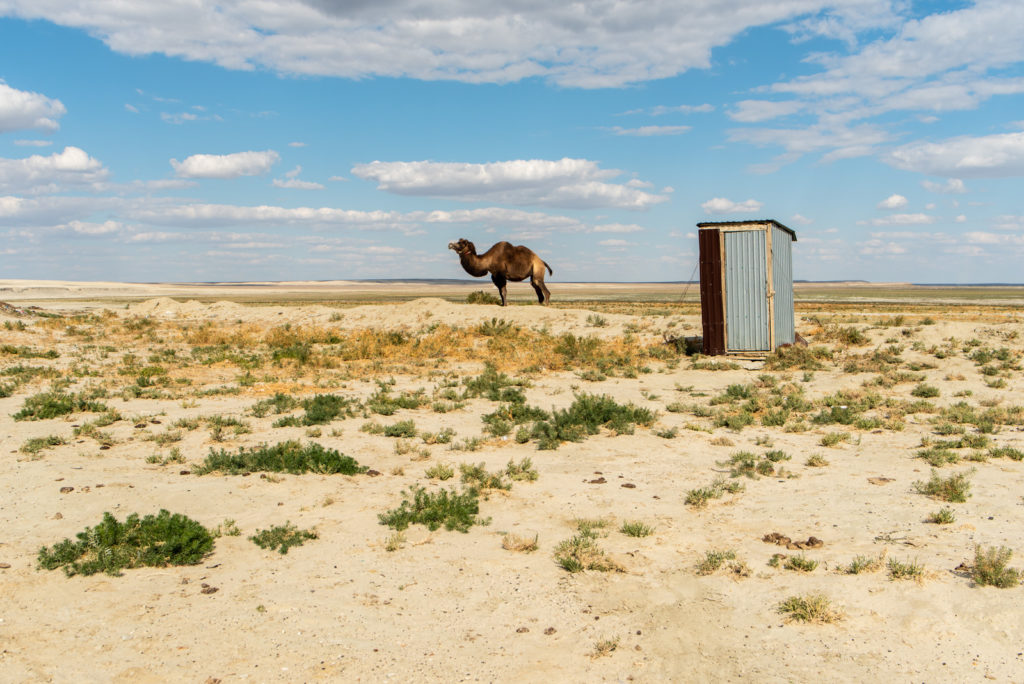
448;238;553;306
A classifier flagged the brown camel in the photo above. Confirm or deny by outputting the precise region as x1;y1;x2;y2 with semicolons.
448;238;553;306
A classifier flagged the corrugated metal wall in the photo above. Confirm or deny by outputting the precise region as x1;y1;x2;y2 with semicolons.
724;230;770;351
772;225;795;345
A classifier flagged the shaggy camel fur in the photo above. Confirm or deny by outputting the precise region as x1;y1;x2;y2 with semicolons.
448;238;553;306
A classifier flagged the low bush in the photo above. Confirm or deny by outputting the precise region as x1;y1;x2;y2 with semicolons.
250;523;318;554
38;510;214;576
972;545;1020;588
378;485;487;533
14;391;108;421
196;441;367;475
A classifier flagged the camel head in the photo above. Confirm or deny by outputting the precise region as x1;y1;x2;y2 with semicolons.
448;238;475;256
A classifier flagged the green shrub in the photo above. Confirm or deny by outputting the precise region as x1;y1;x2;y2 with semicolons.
20;434;67;455
251;393;299;417
784;554;819;572
554;531;621;573
378;485;487;532
38;510;213;576
302;394;362;423
425;462;455;480
459;462;511;491
367;388;427;416
696;549;736;575
916;446;959;467
914;469;973;502
887;557;924;580
505;457;538;481
911;383;940;398
383;419;417;438
620;521;654;537
926;507;956;524
972;545;1021;588
250;523;317;554
196;441;368;475
466;290;500;305
14;391;108;421
529;393;654;450
777;594;842;623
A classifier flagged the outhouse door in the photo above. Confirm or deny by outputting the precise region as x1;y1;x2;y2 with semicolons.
723;230;771;352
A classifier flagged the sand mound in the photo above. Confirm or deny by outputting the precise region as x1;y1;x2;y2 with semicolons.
126;297;673;338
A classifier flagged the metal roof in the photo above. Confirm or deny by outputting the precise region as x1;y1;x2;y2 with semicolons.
696;219;797;242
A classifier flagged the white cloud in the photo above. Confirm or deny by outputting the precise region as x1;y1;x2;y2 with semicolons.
886;132;1024;178
859;239;907;255
273;178;326;190
726;2;1024;164
993;215;1024;231
170;150;280;178
790;213;813;225
955;214;966;223
14;139;53;147
700;197;763;214
592;223;644;233
608;125;690;136
921;178;967;194
61;220;123;235
0;147;108;194
877;193;907;209
860;213;936;226
351;158;668;210
728;123;892;165
599;239;630;247
728;100;805;123
273;167;325;189
0;81;66;133
0;1;907;88
650;103;714;115
289;141;307;147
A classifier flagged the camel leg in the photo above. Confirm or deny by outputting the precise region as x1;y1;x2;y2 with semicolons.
491;273;508;306
531;275;550;305
531;279;545;304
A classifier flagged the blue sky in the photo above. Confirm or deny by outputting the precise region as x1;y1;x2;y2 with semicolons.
1;0;1023;284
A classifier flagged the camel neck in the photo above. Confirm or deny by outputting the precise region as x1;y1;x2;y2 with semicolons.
460;252;488;277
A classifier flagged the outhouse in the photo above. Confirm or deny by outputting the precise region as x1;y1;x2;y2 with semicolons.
696;219;796;356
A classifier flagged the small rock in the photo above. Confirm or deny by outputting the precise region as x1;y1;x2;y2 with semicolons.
366;469;381;477
544;627;556;635
516;627;529;633
621;483;636;489
179;470;191;476
53;512;63;519
588;477;607;484
0;562;11;569
59;486;73;494
201;586;219;595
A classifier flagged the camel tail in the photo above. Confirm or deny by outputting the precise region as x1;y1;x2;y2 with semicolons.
543;260;553;276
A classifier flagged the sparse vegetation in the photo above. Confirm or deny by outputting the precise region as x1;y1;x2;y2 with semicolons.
887;557;925;581
196;441;368;475
554;530;621;573
38;510;214;576
914;469;973;502
972;545;1021;588
379;485;488;533
777;594;843;623
250;523;318;554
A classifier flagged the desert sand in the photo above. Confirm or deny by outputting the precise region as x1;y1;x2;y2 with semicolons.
1;281;1023;682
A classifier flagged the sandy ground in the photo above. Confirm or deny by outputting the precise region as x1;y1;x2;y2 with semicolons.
1;284;1024;682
